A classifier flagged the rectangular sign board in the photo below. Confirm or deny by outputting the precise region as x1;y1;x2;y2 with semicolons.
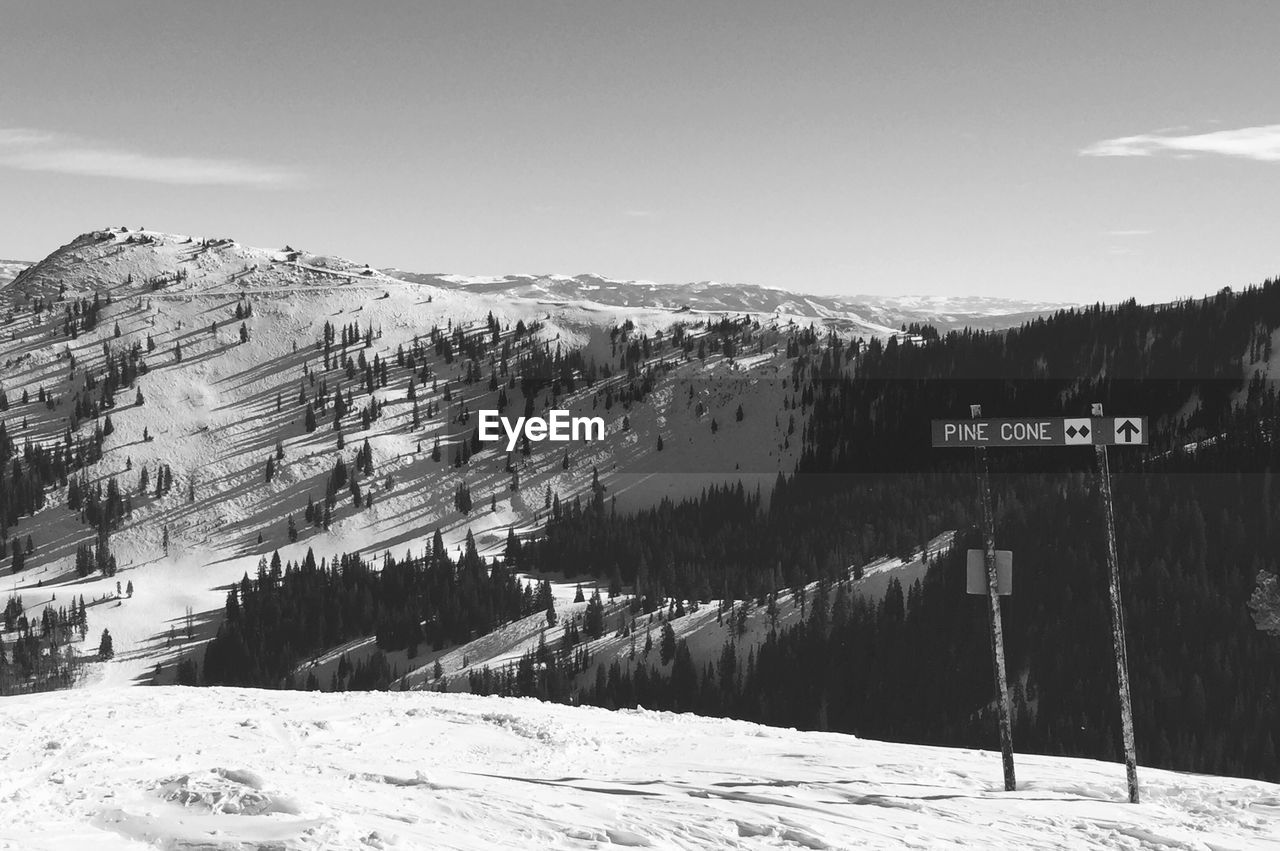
967;549;1012;595
931;417;1147;448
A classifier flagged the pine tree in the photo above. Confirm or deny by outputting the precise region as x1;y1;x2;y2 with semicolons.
98;629;114;660
541;580;558;626
454;481;472;514
584;589;605;639
660;621;676;665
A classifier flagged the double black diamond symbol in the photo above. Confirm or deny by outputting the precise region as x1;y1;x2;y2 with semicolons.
1066;424;1090;439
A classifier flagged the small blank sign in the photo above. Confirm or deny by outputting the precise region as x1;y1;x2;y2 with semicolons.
967;549;1012;595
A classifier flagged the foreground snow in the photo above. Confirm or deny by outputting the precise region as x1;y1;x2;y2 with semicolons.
1;688;1277;850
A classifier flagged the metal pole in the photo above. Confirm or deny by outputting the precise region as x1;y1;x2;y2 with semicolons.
971;404;1016;791
1091;403;1140;803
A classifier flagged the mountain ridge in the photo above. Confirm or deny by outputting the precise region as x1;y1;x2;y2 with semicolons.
4;227;1068;338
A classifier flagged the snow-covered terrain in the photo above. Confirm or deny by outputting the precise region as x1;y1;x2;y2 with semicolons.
0;228;806;686
2;686;1277;851
3;229;1278;850
5;252;1070;341
387;271;1072;337
0;227;982;695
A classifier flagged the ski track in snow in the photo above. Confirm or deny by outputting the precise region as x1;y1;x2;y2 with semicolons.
2;686;1278;851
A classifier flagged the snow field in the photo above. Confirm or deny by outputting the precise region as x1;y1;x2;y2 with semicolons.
1;686;1277;850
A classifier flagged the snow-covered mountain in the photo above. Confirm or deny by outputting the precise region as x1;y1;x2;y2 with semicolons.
5;240;1069;337
0;227;1048;702
387;270;1070;337
3;685;1277;850
0;228;805;689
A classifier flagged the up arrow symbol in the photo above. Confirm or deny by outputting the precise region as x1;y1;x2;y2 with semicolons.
1116;419;1140;443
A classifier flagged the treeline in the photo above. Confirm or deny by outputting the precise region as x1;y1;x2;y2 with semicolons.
800;283;1280;475
511;473;968;604
201;530;542;688
568;458;1280;780
466;452;1280;781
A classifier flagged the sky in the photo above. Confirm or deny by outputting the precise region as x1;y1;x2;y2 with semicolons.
1;1;1278;304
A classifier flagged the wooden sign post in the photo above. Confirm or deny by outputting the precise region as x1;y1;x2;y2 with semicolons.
933;405;1147;803
1091;402;1140;803
970;405;1017;792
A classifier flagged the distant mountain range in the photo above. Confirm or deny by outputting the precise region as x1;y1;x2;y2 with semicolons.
4;239;1070;337
386;270;1072;336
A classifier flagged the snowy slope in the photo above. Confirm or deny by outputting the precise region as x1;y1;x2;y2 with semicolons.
0;228;805;686
2;686;1277;851
0;229;1050;699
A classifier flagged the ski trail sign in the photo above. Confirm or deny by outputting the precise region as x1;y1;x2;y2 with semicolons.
931;417;1146;448
941;405;1147;804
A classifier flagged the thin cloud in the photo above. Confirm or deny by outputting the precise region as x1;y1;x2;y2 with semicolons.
1081;124;1280;162
0;127;300;187
1107;229;1153;237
